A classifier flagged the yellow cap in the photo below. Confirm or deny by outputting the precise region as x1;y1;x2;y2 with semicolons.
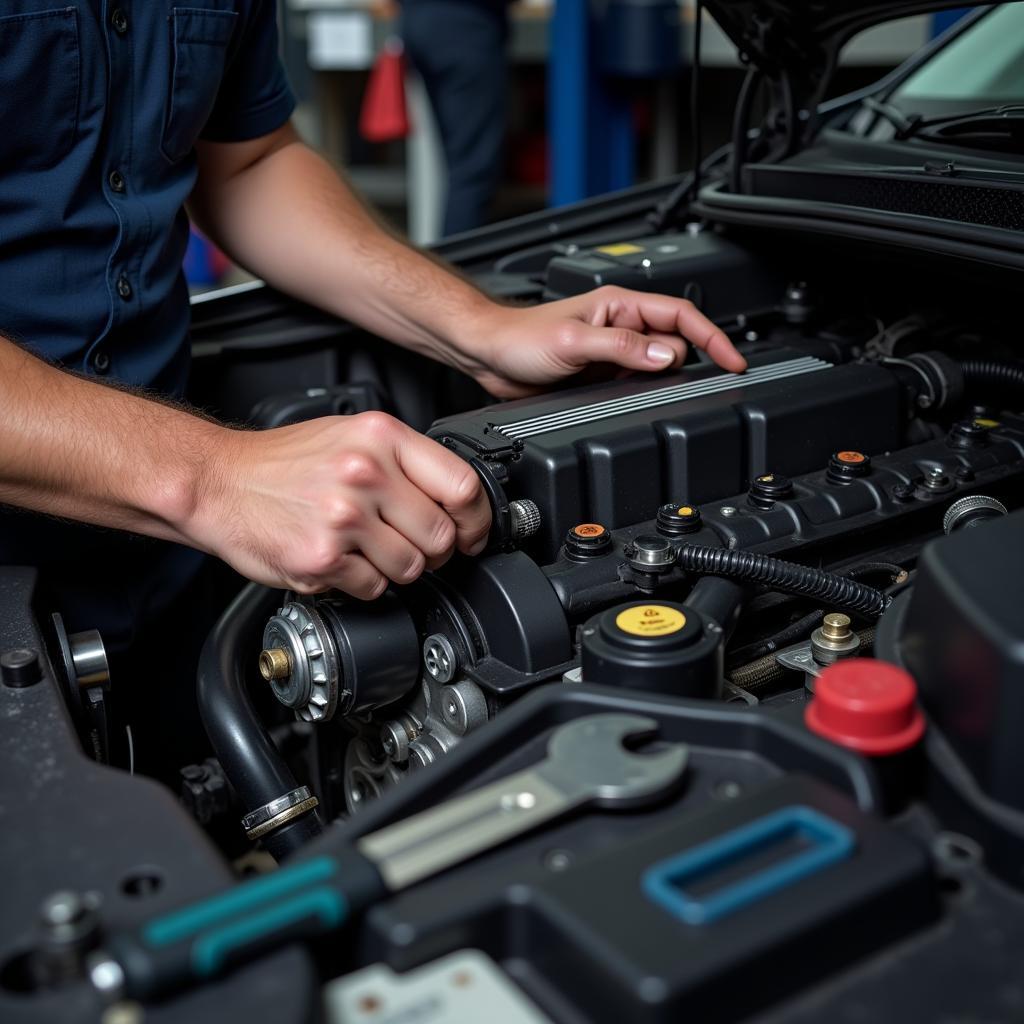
615;605;686;637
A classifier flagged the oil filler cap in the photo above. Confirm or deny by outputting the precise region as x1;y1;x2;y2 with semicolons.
581;601;719;698
805;659;925;756
827;450;871;485
564;522;613;559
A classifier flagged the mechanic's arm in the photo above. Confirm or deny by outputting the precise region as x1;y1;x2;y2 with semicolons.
188;123;746;399
0;336;489;598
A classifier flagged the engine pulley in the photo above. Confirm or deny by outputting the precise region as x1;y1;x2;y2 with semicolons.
260;592;420;722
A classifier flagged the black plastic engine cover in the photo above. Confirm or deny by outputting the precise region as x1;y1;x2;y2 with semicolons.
899;509;1024;812
431;350;904;560
543;230;784;320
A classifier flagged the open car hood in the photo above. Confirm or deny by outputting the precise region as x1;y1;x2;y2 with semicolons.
701;1;992;111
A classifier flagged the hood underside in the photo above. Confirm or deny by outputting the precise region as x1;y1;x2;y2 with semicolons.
702;1;993;106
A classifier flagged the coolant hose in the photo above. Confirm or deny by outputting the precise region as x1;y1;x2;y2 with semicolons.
196;582;322;859
684;577;745;639
960;359;1024;398
676;545;889;618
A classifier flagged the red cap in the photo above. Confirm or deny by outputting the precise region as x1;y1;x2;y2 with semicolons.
805;659;925;756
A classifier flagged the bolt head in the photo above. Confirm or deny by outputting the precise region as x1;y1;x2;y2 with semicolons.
258;647;291;681
41;891;84;927
821;613;852;640
423;634;457;683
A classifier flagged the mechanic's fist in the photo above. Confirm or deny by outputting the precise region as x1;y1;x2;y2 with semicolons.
197;412;491;599
461;285;747;399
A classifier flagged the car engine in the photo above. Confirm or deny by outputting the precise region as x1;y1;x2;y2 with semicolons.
5;231;1024;1022
225;322;1023;837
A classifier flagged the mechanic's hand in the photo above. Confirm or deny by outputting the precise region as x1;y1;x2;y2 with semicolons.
464;286;747;399
198;412;491;599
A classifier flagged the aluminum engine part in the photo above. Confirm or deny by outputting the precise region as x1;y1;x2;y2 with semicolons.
261;593;420;724
343;672;490;813
261;601;339;723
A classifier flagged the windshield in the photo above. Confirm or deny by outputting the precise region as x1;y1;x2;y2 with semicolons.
889;5;1024;112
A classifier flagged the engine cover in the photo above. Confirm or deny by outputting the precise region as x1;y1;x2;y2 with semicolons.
431;350;905;560
896;509;1024;811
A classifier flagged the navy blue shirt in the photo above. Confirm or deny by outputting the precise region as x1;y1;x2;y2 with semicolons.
0;1;294;645
0;0;294;392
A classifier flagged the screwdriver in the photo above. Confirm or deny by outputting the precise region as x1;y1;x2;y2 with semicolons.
92;714;685;1002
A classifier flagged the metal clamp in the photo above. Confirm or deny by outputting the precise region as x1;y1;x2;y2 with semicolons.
242;786;319;842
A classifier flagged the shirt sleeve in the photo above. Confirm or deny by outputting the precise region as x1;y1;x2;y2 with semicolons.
201;0;296;143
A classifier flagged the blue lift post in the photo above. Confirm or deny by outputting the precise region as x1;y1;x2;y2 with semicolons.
549;0;636;206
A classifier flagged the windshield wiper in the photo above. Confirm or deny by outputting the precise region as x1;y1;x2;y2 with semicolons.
864;98;1024;149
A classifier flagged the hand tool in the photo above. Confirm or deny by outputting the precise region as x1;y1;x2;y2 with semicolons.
94;714;688;1002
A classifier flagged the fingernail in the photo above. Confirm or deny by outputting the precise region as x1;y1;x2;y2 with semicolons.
647;342;675;365
469;539;488;556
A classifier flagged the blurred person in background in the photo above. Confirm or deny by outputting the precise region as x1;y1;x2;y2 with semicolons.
401;0;510;234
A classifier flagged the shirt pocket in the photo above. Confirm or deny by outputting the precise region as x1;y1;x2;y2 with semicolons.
0;8;80;172
161;7;239;164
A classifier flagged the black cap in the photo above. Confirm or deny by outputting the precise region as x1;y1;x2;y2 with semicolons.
580;601;719;698
1;648;41;688
748;472;793;510
656;502;702;536
947;418;993;450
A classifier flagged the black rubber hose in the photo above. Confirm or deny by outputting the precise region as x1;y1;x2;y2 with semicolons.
676;545;889;618
729;68;762;195
727;609;823;669
960;359;1024;399
725;563;903;667
196;582;322;859
684;577;745;639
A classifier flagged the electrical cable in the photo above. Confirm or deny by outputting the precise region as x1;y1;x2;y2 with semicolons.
724;561;904;667
677;544;890;617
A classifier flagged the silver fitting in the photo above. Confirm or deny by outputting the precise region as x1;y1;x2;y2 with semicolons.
508;499;542;541
261;601;339;723
439;680;488;735
423;634;458;683
380;719;412;763
67;631;110;689
943;494;1007;534
627;535;678;572
408;735;445;771
241;786;319;841
810;613;861;667
921;465;953;492
88;953;126;1004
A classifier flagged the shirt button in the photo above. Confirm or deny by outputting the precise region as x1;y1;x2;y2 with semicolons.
108;170;126;193
111;8;129;34
116;275;133;301
91;350;111;375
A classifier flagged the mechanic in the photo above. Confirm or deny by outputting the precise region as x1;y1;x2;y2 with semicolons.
0;2;746;643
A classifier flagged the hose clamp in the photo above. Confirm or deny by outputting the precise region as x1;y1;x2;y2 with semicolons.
242;786;319;841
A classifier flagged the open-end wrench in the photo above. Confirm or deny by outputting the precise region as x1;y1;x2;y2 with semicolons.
96;714;688;1002
359;713;690;888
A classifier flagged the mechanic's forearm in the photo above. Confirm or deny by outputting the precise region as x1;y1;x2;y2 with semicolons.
189;130;499;375
0;336;223;543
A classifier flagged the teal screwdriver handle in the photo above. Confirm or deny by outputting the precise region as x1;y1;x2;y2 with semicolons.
107;851;385;1001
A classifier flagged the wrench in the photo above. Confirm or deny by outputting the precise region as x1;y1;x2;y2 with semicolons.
100;713;687;1001
359;713;690;889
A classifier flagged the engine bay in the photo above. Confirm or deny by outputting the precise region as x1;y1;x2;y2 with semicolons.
5;222;1024;1023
